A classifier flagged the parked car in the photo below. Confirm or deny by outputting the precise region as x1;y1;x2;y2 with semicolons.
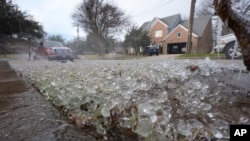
143;46;159;56
33;41;74;62
214;33;242;59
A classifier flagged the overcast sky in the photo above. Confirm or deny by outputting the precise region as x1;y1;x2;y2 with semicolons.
13;0;194;41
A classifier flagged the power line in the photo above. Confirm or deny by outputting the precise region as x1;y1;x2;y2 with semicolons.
131;0;166;17
131;0;172;19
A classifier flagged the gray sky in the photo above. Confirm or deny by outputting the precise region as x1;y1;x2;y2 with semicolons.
14;0;193;41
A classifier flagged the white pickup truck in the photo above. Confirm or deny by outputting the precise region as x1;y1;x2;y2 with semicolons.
214;33;242;59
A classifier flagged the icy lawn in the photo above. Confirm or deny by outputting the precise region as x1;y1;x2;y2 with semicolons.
10;58;250;141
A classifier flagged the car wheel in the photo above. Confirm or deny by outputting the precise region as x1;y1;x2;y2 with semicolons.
47;55;51;61
224;41;242;59
69;58;74;62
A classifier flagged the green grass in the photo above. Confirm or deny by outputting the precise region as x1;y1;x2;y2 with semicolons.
178;53;225;59
0;54;15;59
80;54;146;60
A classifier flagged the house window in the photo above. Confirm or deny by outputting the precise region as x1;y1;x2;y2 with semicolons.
177;32;182;38
155;30;162;38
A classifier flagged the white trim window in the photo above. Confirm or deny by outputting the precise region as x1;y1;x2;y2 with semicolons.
155;30;162;38
177;32;182;38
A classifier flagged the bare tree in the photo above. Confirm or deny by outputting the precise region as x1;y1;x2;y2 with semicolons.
213;0;250;70
72;0;128;56
195;0;214;16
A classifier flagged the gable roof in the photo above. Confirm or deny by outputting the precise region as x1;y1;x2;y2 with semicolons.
181;15;211;37
140;14;181;31
162;24;198;41
140;21;151;31
160;14;181;29
140;14;211;41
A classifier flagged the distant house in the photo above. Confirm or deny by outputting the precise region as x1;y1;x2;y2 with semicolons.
114;47;126;54
140;14;181;47
140;14;213;54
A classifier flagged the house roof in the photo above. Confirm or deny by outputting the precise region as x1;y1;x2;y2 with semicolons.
140;14;211;41
181;15;211;37
140;14;181;31
160;14;181;28
140;21;151;31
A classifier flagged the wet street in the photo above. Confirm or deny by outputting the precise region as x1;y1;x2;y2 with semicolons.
0;60;96;141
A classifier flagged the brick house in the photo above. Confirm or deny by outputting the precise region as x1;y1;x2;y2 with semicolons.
140;14;181;49
140;14;213;54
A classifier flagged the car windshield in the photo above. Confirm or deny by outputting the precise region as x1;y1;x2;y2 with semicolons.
149;47;158;50
44;41;64;47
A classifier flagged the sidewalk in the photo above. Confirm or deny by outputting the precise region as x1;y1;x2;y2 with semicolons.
0;60;96;141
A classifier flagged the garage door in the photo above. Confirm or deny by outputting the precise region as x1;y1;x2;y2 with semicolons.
167;43;187;54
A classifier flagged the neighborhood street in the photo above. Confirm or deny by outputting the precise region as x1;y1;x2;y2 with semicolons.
3;53;246;69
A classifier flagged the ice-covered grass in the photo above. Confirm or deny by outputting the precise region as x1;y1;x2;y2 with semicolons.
10;58;250;140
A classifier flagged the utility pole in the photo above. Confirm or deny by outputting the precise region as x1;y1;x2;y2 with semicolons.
77;24;79;50
28;35;31;60
186;0;196;54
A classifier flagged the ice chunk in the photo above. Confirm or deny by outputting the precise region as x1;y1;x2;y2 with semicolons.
101;106;110;117
199;102;212;111
120;116;132;128
207;112;215;119
211;129;223;139
161;106;172;124
239;116;249;124
177;119;192;136
135;117;153;137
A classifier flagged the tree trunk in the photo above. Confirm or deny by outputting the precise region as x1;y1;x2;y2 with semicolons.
97;37;105;57
213;0;250;70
